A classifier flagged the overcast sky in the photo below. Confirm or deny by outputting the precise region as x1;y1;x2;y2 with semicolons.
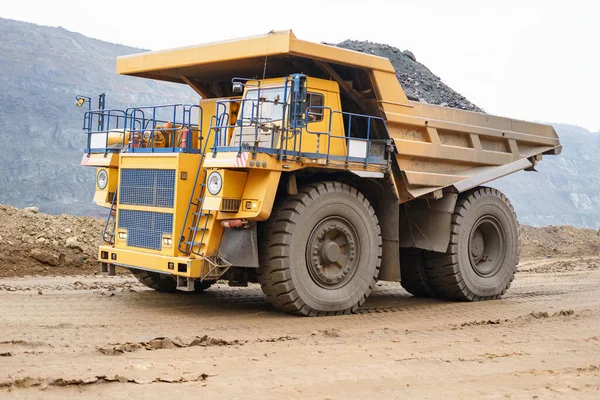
2;0;598;131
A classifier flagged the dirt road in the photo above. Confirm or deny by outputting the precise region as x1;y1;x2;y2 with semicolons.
1;256;599;399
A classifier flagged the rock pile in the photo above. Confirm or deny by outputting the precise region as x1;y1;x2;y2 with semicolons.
332;40;484;113
0;204;104;277
520;225;600;258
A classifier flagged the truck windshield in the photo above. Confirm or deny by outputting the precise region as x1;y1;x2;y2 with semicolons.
241;87;287;123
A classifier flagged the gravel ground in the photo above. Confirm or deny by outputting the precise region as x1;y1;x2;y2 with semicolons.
0;256;599;398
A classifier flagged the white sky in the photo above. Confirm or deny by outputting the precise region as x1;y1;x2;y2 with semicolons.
2;0;599;131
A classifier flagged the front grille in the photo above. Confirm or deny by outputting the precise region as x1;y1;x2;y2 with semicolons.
221;198;241;212
120;169;176;208
118;209;173;251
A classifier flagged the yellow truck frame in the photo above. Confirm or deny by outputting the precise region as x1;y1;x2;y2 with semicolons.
81;31;561;316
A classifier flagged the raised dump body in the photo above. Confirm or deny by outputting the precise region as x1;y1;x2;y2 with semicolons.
80;31;560;315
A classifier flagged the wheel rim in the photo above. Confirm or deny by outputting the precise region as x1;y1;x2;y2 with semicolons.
306;216;360;289
468;216;506;278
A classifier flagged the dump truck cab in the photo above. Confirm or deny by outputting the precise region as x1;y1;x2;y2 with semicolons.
79;31;561;316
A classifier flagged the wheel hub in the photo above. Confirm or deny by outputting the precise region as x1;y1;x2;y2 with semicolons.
470;229;485;263
468;216;506;277
306;217;359;289
322;241;342;264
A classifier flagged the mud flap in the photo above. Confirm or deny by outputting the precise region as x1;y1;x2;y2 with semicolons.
399;193;458;253
217;223;259;268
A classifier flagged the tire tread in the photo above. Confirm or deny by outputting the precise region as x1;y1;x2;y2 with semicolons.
257;181;382;316
424;187;520;301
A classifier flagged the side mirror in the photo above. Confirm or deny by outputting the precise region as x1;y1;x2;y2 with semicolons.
289;74;307;129
232;81;244;93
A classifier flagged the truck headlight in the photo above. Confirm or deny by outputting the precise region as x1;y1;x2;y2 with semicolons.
207;171;222;195
97;169;108;190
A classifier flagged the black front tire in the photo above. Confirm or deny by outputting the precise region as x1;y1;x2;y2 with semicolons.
258;182;382;316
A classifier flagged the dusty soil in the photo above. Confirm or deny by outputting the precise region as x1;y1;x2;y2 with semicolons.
0;256;599;399
521;224;600;258
1;205;600;398
0;205;103;277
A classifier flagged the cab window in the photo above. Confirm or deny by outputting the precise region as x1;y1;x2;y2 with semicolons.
307;93;324;122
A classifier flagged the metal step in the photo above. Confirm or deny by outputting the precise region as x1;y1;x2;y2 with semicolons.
101;262;116;276
176;276;195;292
188;226;208;231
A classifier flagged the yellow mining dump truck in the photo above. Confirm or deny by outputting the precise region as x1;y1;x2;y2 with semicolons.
80;31;561;316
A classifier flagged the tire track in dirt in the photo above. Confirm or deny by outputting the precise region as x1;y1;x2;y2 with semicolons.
0;373;212;390
1;257;599;398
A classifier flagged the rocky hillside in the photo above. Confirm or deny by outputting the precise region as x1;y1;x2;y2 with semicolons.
0;18;597;228
0;18;197;217
492;125;600;229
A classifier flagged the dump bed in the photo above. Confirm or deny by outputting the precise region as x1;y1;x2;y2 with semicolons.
388;101;560;201
117;30;561;201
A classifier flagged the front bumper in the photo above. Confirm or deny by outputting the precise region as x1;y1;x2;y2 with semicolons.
98;245;205;278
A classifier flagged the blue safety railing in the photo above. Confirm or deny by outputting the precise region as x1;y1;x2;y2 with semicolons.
209;97;285;155
304;106;391;166
208;79;391;166
80;77;391;166
83;109;132;154
208;77;292;157
126;104;202;154
82;104;202;155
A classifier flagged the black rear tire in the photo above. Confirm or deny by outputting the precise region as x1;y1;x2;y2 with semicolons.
258;181;382;316
129;269;213;293
424;187;520;301
400;248;436;298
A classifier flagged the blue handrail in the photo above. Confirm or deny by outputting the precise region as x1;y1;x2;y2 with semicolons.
208;74;390;166
82;104;203;154
212;97;285;156
304;106;390;165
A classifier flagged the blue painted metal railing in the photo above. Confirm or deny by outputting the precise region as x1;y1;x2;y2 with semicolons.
210;97;282;156
209;77;292;157
126;104;202;154
83;109;131;155
80;87;390;165
208;95;391;166
82;104;202;155
304;106;391;166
